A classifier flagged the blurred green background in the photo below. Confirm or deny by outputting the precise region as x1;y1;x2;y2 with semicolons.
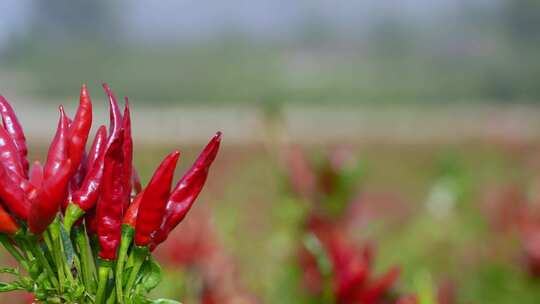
1;1;540;303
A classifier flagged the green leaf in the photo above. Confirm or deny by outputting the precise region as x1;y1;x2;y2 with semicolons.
59;223;75;267
0;267;20;276
140;257;162;292
0;282;25;292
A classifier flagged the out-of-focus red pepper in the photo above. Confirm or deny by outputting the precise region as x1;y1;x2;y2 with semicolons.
87;125;107;170
152;132;221;248
28;159;72;234
96;132;126;261
0;204;20;235
121;98;133;209
29;161;44;188
134;151;180;247
0;164;31;220
0;96;28;176
67;84;92;173
44;106;70;180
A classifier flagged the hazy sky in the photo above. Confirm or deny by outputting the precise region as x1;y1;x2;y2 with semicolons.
0;0;495;46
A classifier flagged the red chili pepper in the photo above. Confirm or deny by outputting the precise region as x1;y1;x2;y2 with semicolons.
71;129;107;212
121;98;133;209
0;204;20;235
87;125;107;170
0;164;31;220
96;132;126;260
102;83;122;147
134;151;180;247
44;106;70;180
29;161;44;188
152;132;221;247
28;159;72;234
123;191;143;228
0;96;28;176
85;207;97;236
0;124;25;177
67;84;92;173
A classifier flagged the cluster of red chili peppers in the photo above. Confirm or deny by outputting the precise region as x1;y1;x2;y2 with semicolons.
0;84;221;304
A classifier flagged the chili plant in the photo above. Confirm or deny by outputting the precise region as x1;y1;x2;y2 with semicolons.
0;84;221;304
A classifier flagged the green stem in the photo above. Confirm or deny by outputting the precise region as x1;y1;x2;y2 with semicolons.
124;246;148;300
46;225;65;292
28;237;59;289
96;260;113;304
74;225;96;292
0;234;30;271
115;225;134;304
64;203;85;235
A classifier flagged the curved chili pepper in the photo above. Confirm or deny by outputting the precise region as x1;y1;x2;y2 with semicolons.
87;126;107;170
44;106;70;180
4;164;38;201
0;96;28;176
0;204;20;235
0;124;24;177
28;159;72;234
67;84;92;173
0;164;31;220
70;131;107;212
121;98;133;210
29;161;43;188
96;132;125;260
134;151;180;247
152;132;221;247
102;82;122;148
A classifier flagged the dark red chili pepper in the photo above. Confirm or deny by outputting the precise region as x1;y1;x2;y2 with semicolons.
134;151;180;247
0;164;31;220
0;124;24;177
67;84;92;173
0;96;28;176
0;204;20;235
44;106;70;180
28;159;72;234
87;125;107;170
121;98;133;209
29;161;43;188
85;207;97;236
96;132;126;260
123;191;143;228
152;132;221;247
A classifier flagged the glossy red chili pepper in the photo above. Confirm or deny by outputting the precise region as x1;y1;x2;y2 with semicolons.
123;191;143;228
29;161;43;188
134;151;180;247
67;84;92;173
0;96;28;176
0;164;31;220
121;98;133;209
0;124;24;177
3;164;38;201
44;106;70;180
152;132;221;247
28;159;72;234
0;204;20;235
96;132;126;260
87;125;107;170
